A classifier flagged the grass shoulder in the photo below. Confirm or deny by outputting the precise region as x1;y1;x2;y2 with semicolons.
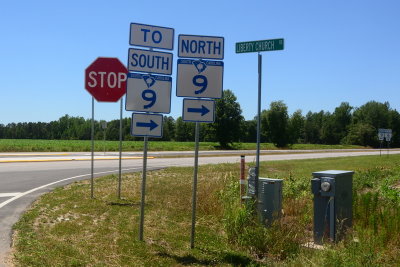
12;155;400;266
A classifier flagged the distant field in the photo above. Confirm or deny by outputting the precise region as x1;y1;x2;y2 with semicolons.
0;139;365;152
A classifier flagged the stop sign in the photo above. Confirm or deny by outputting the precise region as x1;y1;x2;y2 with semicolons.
85;57;128;102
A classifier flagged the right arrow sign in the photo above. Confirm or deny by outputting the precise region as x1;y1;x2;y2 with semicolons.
183;98;215;123
131;113;163;137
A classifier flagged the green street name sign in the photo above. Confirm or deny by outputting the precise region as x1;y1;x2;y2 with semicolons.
235;38;284;53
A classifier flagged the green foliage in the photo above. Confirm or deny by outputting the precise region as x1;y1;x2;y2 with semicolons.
211;89;244;148
220;181;303;261
343;122;377;147
304;110;326;144
288;109;305;144
262;101;290;147
174;117;195;141
1;100;399;148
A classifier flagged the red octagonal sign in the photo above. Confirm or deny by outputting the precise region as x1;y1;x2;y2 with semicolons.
85;57;128;102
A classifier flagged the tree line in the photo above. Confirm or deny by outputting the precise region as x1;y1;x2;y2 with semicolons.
1;90;399;148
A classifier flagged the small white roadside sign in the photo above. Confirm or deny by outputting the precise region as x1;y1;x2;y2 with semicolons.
182;98;215;123
131;113;163;138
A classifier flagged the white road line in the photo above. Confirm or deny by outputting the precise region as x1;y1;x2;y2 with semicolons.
0;193;22;198
0;168;140;209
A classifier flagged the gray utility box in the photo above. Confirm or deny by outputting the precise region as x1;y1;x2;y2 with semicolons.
311;170;354;244
248;168;283;226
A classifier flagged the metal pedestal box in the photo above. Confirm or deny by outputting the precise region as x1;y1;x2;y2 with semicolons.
311;170;354;244
248;168;283;226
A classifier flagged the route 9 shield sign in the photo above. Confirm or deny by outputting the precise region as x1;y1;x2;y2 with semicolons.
176;59;223;99
126;73;171;113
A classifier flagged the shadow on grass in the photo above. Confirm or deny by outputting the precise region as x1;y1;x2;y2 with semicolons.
106;201;140;207
157;251;254;266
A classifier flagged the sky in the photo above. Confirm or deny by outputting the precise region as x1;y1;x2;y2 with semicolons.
0;0;399;124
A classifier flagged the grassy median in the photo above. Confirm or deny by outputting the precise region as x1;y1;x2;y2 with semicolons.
0;139;365;152
12;155;400;266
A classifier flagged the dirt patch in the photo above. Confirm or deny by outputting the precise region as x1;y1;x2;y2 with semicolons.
4;231;18;267
392;180;400;190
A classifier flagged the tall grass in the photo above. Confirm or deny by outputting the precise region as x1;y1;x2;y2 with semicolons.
219;156;400;266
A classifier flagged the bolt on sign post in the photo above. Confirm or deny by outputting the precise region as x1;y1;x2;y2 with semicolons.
177;34;224;248
127;23;174;241
84;57;128;199
235;38;284;202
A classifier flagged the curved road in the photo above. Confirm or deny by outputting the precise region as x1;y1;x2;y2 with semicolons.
1;149;399;265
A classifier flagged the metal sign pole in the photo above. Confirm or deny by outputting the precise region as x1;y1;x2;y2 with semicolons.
139;136;148;241
91;97;95;199
190;122;200;249
255;53;262;200
103;123;106;156
387;140;390;157
118;98;123;199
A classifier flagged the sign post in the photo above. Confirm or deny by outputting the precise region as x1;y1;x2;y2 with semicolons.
85;57;128;199
128;23;174;241
177;34;224;248
379;129;393;157
235;38;284;203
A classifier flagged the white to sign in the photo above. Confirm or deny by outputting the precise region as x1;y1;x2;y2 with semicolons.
178;35;224;60
128;48;173;75
126;73;171;114
176;59;223;98
130;23;174;50
131;113;163;138
183;98;215;123
378;132;385;141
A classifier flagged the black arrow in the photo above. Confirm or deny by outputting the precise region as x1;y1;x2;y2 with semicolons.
136;120;158;131
187;105;210;116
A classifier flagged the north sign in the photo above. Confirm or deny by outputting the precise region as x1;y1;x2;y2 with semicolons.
125;73;171;114
236;38;284;53
131;113;163;138
128;48;173;75
130;23;174;50
176;59;223;98
182;98;215;123
85;57;127;102
178;35;224;60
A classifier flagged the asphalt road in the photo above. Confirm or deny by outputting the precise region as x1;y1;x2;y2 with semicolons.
1;149;399;266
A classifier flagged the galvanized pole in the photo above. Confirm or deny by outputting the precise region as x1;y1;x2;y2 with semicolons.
139;136;148;241
190;122;200;249
91;97;95;199
255;53;262;200
240;155;246;203
118;98;123;199
103;123;106;156
387;141;390;157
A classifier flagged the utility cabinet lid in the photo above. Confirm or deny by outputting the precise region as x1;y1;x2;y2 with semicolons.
259;177;283;183
312;170;354;178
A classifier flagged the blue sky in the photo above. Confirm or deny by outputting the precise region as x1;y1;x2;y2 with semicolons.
0;0;399;124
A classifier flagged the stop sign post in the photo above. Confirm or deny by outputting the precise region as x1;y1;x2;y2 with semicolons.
85;57;128;102
84;57;128;199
